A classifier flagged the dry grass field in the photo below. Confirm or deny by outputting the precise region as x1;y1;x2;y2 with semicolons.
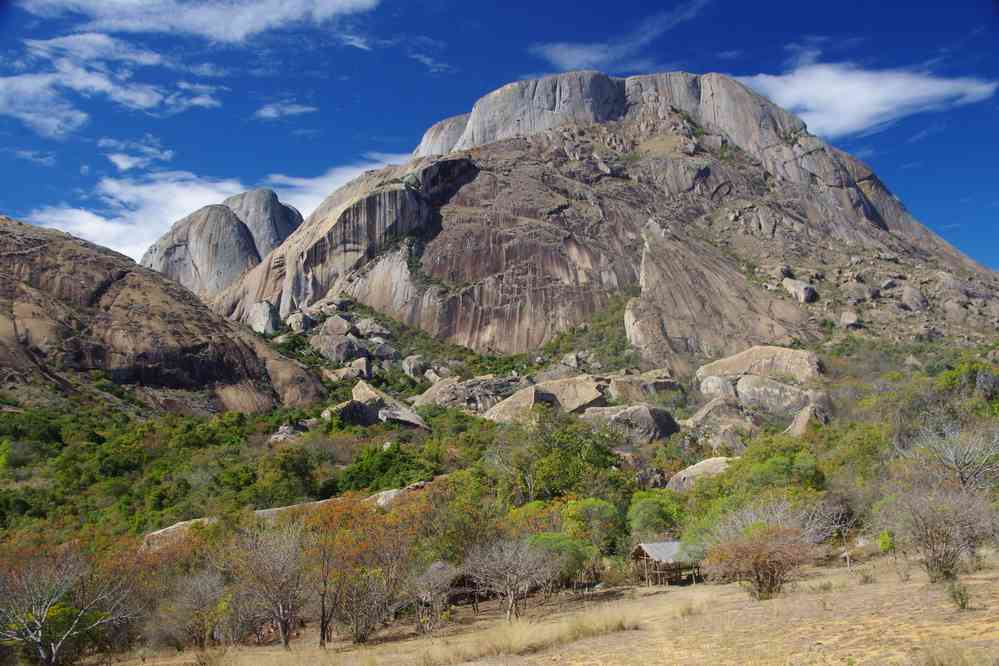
124;554;999;666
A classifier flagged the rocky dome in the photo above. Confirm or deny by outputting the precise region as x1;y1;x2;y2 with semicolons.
141;188;302;298
209;69;997;374
0;216;323;412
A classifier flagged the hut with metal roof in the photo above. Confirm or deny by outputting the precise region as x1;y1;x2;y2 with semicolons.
631;540;701;586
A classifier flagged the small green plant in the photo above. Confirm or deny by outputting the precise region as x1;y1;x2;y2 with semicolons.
856;569;876;585
947;581;971;611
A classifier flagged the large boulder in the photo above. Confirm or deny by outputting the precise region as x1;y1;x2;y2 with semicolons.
319;315;357;337
411;374;528;414
784;403;830;437
352;380;429;429
484;375;609;423
311;334;365;364
667;457;735;492
246;301;280;335
607;369;682;403
734;375;813;418
695;346;823;384
581;404;679;446
901;285;929;311
402;354;430;381
782;278;818;303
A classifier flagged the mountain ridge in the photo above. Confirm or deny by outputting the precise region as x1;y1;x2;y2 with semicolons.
153;69;996;373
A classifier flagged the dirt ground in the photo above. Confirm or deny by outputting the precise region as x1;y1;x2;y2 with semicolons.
124;554;999;666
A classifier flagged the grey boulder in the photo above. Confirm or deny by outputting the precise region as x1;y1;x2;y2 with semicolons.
247;301;280;335
581;404;679;446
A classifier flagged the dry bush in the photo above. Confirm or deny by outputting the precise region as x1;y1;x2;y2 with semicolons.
0;540;144;666
703;500;836;600
227;522;311;648
877;475;996;582
415;605;640;665
464;539;561;621
900;424;999;490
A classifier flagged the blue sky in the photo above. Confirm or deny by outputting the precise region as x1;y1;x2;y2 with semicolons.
1;0;997;266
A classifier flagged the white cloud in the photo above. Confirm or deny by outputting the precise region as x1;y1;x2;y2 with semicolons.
0;71;89;137
24;32;224;76
254;100;319;120
27;152;411;261
409;53;453;74
12;149;57;166
20;0;382;43
263;152;410;218
528;0;709;72
741;62;997;138
0;58;224;137
28;171;247;261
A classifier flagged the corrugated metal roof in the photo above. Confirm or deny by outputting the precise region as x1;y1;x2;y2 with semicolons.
636;541;694;563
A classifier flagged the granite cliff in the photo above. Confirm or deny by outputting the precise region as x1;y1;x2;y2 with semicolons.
151;70;995;374
141;188;302;298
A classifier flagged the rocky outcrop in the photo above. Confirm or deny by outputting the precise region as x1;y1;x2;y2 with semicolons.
484;374;610;423
695;347;827;419
695;346;823;384
411;374;528;414
413;113;470;157
352;380;429;429
205;69;996;369
667;457;734;492
0;216;323;412
785;403;830;437
141;189;301;298
140;205;261;298
581;403;679;446
222;189;303;258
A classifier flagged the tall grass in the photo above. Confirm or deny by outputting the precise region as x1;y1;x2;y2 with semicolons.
415;605;641;665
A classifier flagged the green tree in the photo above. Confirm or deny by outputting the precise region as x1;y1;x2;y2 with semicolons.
563;498;622;555
627;489;684;542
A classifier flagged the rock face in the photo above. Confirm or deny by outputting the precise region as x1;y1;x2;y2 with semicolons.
206;70;996;371
581;404;679;446
0;216;323;412
141;189;301;298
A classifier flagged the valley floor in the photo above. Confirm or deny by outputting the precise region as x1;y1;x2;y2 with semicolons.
123;553;999;666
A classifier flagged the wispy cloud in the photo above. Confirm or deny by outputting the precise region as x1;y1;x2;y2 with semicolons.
528;0;709;72
0;34;225;137
906;122;946;143
98;135;174;172
254;100;320;120
409;53;454;74
27;171;247;261
717;50;743;60
10;149;57;166
742;59;997;138
28;153;411;261
19;0;382;44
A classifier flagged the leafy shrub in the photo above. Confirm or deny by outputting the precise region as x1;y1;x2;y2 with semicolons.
339;442;438;492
